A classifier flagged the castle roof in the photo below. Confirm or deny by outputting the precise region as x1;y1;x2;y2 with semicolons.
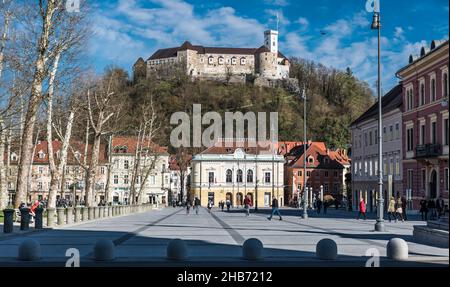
148;42;288;61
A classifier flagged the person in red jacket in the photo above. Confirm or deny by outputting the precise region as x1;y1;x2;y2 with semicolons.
357;198;367;220
244;195;252;217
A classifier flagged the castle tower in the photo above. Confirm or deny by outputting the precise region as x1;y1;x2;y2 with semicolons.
264;30;278;54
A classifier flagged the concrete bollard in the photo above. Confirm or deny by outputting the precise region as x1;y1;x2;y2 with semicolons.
111;206;115;216
167;239;188;261
97;206;101;218
88;207;94;220
18;239;41;261
99;206;104;218
107;206;111;217
46;208;55;227
82;207;88;221
66;207;73;225
74;207;82;222
93;239;115;261
93;207;98;219
242;238;264;260
316;238;338;260
3;209;15;233
56;207;65;225
20;208;31;231
387;238;408;261
34;208;44;229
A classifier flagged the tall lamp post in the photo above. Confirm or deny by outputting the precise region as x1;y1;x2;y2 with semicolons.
371;2;386;232
302;87;308;219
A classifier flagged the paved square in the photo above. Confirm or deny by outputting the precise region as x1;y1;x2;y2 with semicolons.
0;207;448;267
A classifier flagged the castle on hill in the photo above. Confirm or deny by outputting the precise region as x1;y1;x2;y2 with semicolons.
133;30;291;86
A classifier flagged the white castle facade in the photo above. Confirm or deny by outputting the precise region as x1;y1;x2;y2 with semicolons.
133;30;290;85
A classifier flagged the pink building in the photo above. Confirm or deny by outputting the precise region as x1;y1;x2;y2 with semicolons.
396;40;449;210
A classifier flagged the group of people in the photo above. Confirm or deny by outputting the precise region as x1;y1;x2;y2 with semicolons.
419;196;445;221
387;196;406;222
185;197;201;215
218;200;232;212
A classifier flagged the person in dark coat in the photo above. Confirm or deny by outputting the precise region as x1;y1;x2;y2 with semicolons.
419;197;428;221
428;199;436;220
401;197;407;221
436;197;444;219
316;198;322;214
267;198;282;221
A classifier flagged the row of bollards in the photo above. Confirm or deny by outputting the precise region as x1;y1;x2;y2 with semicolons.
16;237;409;262
2;204;154;234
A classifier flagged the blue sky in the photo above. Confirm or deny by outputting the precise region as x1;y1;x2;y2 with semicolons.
89;0;449;92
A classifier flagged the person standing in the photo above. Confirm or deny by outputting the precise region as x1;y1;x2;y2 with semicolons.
323;201;328;215
186;200;191;215
428;199;436;220
357;198;366;220
267;197;282;221
419;197;428;221
207;200;213;214
194;197;201;215
401;196;407;221
395;197;404;222
388;196;396;222
436;197;443;219
226;199;231;212
244;195;252;217
316;198;322;214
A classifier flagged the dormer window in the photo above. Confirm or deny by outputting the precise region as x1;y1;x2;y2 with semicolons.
38;150;45;159
208;56;214;65
231;57;237;65
240;57;246;65
218;57;224;65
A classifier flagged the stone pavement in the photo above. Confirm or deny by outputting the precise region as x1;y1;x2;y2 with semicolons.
0;207;448;267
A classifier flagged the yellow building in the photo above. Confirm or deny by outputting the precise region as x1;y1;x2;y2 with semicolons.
191;140;284;207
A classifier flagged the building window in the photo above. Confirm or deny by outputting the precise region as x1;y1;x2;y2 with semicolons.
124;160;129;169
395;123;400;139
421;169;426;189
226;169;232;183
208;56;214;65
431;77;436;102
333;184;339;193
324;171;329;178
101;167;105;175
420;123;425;145
264;172;271;183
124;175;129;185
383;127;387;142
247;170;253;183
364;133;368;146
38;166;44;174
395;157;400;176
306;171;311;177
334;171;338;177
208;172;214;184
431;121;437;144
443;71;449;98
65;167;70;175
231;57;237;65
218;57;224;65
240;57;246;65
236;169;243;183
37;182;43;190
149;175;155;185
407;127;414;151
407;170;414;191
297;171;302;176
445;168;449;191
419;81;425;106
323;183;329;193
444;118;449;146
406;87;414;111
375;130;378;144
114;175;118;184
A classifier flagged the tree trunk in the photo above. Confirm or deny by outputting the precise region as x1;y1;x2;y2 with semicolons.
0;122;7;209
85;132;101;207
14;0;58;207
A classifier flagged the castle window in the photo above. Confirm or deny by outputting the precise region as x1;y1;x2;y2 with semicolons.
240;58;246;65
231;57;237;65
208;56;214;65
218;57;224;65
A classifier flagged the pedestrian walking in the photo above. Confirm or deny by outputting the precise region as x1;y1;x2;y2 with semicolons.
226;199;231;212
428;199;437;220
401;196;407;221
388;196;396;222
186;201;191;215
436;197;443;219
194;197;201;215
244;195;252;216
316;198;322;214
395;197;404;222
323;201;328;214
207;200;213;213
357;198;367;220
267;198;282;221
419;197;428;221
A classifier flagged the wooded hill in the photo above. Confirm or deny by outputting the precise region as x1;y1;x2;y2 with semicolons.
119;57;374;151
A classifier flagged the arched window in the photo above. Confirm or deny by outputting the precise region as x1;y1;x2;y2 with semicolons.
226;169;233;183
237;169;243;183
247;170;253;183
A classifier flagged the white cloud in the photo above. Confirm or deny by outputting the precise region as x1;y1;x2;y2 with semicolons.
296;17;309;30
264;0;290;7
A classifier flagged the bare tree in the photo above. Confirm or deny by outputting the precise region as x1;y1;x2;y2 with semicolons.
129;96;161;205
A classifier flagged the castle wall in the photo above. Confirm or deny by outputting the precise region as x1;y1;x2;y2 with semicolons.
189;53;255;78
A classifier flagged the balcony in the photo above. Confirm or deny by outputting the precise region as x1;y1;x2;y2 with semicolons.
415;144;442;158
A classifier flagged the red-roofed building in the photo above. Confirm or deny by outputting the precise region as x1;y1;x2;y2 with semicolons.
284;142;351;207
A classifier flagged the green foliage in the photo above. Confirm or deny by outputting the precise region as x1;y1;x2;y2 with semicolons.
120;58;373;149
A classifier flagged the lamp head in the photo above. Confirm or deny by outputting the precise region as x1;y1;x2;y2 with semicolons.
371;12;380;30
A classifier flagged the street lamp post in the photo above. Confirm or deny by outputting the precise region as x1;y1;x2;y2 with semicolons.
302;88;308;219
371;6;386;232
